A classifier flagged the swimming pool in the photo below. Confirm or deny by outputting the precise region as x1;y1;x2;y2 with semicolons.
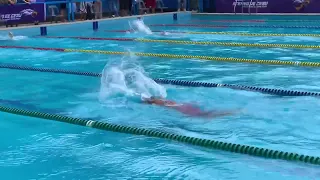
0;12;320;179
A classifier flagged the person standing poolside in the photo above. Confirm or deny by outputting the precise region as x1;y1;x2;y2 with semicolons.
177;0;186;11
145;0;156;13
60;3;67;22
120;0;132;16
94;0;103;19
0;0;16;5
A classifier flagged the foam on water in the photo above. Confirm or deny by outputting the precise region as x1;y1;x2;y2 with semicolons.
0;34;28;41
12;36;28;41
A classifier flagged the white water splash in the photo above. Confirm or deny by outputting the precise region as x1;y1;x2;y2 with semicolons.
129;19;153;35
99;54;166;102
0;33;27;41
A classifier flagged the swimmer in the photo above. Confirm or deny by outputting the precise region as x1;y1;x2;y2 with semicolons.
160;31;170;36
142;96;239;118
8;32;13;40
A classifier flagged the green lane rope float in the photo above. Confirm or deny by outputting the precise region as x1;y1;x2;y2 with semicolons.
1;64;320;97
37;36;320;50
1;45;320;68
0;105;319;165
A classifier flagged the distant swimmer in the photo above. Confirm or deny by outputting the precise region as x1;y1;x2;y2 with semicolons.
160;31;170;36
8;32;14;39
142;96;239;118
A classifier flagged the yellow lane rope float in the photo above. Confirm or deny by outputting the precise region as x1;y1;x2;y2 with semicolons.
1;46;319;67
63;48;320;67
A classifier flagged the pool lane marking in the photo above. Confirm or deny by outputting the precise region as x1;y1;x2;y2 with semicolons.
1;45;320;67
0;105;319;165
104;30;320;38
1;63;320;97
36;36;320;50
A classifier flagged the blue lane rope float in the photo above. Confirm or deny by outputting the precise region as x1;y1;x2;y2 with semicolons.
0;106;319;165
154;79;320;97
1;64;319;97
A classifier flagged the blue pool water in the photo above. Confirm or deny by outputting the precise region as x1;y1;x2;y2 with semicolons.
0;12;320;179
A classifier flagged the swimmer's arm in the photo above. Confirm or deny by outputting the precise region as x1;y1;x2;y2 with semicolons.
23;0;30;3
202;109;241;118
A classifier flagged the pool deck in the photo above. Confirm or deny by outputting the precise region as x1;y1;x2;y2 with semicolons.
0;11;181;31
2;11;319;31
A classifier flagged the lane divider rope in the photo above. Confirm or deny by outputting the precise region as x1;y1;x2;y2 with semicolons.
37;36;136;41
263;19;320;22
190;18;320;22
191;19;265;23
190;19;320;23
36;36;320;50
1;63;320;97
136;39;320;49
0;105;319;165
38;36;135;41
104;30;320;38
149;24;320;29
2;45;320;67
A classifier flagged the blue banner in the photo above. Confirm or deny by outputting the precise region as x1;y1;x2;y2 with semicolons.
0;4;45;24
